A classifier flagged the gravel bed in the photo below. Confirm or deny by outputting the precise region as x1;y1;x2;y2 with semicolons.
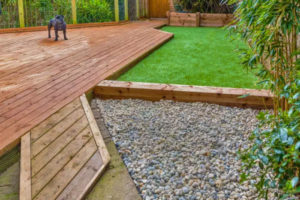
93;99;273;200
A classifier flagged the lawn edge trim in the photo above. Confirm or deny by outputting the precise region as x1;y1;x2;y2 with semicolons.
94;80;273;109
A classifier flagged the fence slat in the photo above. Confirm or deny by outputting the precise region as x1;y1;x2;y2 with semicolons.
114;0;119;22
72;0;77;24
146;0;149;17
124;0;129;20
18;0;25;28
136;0;140;19
142;0;145;17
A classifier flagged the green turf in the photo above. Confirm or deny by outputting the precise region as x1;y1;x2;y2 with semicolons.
118;26;261;89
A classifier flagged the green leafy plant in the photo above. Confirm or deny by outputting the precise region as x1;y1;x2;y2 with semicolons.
77;0;113;23
175;0;234;13
240;80;300;199
0;0;19;28
228;0;299;198
0;0;114;28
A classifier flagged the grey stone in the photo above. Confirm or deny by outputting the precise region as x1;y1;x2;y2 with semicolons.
93;99;279;200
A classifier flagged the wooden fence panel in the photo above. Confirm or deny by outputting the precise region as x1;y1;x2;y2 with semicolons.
149;0;169;18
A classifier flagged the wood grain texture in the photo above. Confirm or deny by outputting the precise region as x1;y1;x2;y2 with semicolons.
31;127;92;197
168;12;200;27
149;0;169;18
0;20;170;156
18;95;110;200
80;94;110;163
30;98;81;143
95;80;274;109
31;116;88;176
33;138;97;200
56;152;103;200
20;132;31;200
167;12;234;27
31;108;85;158
200;13;234;27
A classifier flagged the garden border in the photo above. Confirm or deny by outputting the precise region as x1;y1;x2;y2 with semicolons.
0;21;129;34
94;80;273;109
167;11;234;27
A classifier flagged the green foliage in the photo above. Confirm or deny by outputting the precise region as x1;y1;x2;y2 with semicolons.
229;0;299;198
0;0;19;28
0;0;114;28
175;0;234;13
77;0;113;23
24;0;73;26
241;79;300;198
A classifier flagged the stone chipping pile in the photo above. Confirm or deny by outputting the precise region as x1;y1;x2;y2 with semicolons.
93;99;275;200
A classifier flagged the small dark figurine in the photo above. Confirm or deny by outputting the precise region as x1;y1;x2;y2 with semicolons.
48;15;68;41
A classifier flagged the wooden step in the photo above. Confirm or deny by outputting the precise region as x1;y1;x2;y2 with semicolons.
19;94;110;200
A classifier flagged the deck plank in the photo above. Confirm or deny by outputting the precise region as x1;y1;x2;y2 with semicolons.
19;133;31;200
19;95;111;200
56;151;103;200
0;20;170;154
31;127;92;197
31;116;89;176
30;98;81;143
31;108;85;158
33;138;97;200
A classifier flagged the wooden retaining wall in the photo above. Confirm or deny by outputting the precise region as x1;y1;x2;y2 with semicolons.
167;12;200;27
167;11;234;27
94;80;274;109
200;13;234;27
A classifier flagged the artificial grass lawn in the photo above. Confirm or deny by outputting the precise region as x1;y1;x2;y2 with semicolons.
118;26;261;89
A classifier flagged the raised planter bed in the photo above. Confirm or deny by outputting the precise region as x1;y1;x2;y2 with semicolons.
167;11;234;27
167;12;200;27
94;80;274;109
200;13;234;27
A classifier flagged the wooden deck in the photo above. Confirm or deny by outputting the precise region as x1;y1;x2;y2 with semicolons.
0;20;173;155
19;94;110;200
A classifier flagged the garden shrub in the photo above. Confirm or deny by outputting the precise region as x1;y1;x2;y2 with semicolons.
175;0;235;13
0;0;114;28
229;0;299;198
240;79;300;199
76;0;113;23
0;0;19;28
24;0;73;25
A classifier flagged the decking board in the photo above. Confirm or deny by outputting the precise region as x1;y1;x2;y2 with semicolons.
0;20;172;155
30;99;81;143
31;108;85;158
20;95;110;200
31;116;89;176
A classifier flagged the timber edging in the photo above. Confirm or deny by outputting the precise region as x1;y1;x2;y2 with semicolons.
167;11;234;27
94;80;274;109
